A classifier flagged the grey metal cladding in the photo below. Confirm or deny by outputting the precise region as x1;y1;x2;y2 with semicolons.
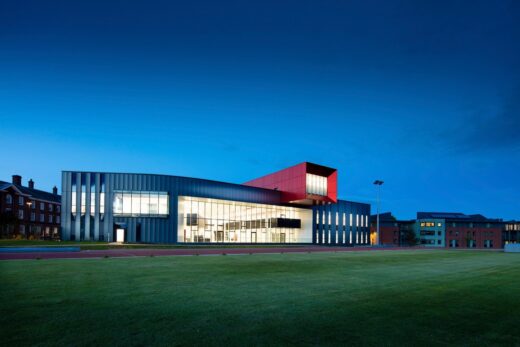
61;171;283;243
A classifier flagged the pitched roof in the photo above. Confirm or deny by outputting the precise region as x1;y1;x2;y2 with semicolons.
0;180;61;203
417;211;501;223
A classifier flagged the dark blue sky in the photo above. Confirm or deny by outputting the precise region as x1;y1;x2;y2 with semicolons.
1;0;519;219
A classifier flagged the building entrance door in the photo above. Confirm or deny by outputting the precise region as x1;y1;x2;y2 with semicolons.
251;232;257;243
280;233;286;243
116;228;125;243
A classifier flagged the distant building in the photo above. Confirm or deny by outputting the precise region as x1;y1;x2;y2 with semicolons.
503;221;520;245
370;211;505;249
0;175;61;239
370;212;415;246
416;212;502;249
415;212;446;247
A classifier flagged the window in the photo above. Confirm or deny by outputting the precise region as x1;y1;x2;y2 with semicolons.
6;194;12;204
31;200;35;209
178;196;312;243
71;191;77;214
113;191;169;217
305;174;327;196
420;230;435;236
56;216;60;224
18;196;24;205
18;210;24;219
90;175;96;216
20;225;25;234
40;202;44;211
49;215;53;223
31;212;35;221
80;192;86;215
437;222;442;227
49;204;53;212
100;174;105;215
40;214;44;222
57;205;61;213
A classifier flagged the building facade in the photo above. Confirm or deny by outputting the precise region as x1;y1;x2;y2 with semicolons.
60;163;371;245
369;212;415;246
0;175;61;239
416;213;502;249
370;212;506;249
415;213;446;247
504;221;520;245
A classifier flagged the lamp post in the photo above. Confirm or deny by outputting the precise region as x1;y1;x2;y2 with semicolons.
26;201;32;239
373;180;384;246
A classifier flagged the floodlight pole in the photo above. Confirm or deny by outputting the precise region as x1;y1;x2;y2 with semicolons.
373;180;384;246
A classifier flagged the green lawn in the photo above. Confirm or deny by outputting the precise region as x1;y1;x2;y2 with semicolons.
1;250;519;346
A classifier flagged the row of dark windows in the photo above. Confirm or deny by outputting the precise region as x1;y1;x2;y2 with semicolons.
4;194;60;212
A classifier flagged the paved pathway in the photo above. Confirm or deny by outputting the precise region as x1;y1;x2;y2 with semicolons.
0;246;409;260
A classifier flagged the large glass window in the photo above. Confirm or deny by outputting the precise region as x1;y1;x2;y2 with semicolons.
71;174;77;215
178;196;312;243
99;174;105;215
113;191;169;217
306;173;327;196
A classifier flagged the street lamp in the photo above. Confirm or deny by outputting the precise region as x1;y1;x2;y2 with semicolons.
373;180;384;246
25;201;32;240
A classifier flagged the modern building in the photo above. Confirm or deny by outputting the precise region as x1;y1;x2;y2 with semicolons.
504;221;520;245
415;212;447;247
60;162;371;245
0;175;61;239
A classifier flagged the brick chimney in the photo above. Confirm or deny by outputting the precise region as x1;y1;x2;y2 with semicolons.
28;179;34;189
12;175;22;185
53;186;58;195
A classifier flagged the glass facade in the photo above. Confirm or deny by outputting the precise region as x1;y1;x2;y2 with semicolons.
178;196;312;243
113;191;169;217
306;173;327;196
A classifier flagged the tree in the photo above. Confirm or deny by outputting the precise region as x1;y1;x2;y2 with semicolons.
401;228;418;246
0;211;19;239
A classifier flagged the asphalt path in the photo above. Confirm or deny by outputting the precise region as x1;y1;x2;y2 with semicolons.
0;246;410;260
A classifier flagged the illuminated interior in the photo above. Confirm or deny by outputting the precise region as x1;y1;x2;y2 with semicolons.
178;196;312;243
306;173;327;196
113;191;169;217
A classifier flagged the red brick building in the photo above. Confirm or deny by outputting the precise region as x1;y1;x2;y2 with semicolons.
370;212;415;246
445;215;503;249
0;175;61;239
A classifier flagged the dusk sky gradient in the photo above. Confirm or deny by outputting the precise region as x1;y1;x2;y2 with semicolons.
1;0;519;219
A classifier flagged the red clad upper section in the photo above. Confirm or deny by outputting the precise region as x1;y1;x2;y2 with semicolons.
244;162;337;205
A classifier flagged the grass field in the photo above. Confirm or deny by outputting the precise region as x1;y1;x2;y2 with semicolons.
1;250;519;346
